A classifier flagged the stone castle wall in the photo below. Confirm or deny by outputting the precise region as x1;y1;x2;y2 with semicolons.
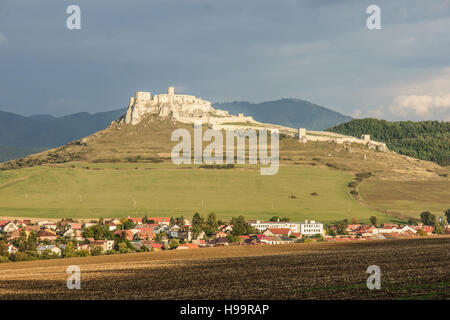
119;87;388;153
298;128;387;151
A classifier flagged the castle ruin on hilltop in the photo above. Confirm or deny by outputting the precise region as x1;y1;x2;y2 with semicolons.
121;86;257;126
118;87;387;152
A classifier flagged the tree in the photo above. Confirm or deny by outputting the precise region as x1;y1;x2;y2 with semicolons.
155;232;167;242
0;240;8;257
142;215;148;224
121;220;134;230
82;224;112;240
433;222;445;234
169;239;179;249
17;230;28;252
351;216;358;224
327;119;450;166
269;216;280;222
27;231;37;250
63;241;75;258
98;217;104;225
369;216;378;226
118;242;129;254
176;216;185;225
445;209;450;224
227;235;241;243
336;219;348;235
231;216;252;236
191;213;205;239
420;211;436;226
91;246;103;256
417;229;427;237
205;212;218;235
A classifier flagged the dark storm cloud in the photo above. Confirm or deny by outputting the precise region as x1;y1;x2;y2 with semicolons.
0;0;449;120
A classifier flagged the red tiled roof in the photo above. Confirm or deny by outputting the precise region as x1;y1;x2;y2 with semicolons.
147;217;171;223
138;224;158;229
36;230;57;237
0;220;10;227
266;228;291;235
151;243;163;249
68;223;82;230
113;229;134;240
422;226;434;233
128;217;142;223
179;243;199;249
138;228;155;239
24;225;41;232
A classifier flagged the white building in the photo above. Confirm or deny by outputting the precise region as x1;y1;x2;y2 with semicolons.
2;222;19;233
372;226;417;235
249;220;302;233
36;244;62;257
299;220;323;236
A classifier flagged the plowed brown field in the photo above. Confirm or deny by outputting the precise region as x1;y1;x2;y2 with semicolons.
0;237;449;300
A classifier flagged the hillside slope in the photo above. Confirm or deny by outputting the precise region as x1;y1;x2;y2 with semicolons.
0;116;448;221
0;99;351;161
327;118;450;166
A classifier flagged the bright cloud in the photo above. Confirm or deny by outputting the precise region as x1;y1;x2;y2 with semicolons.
390;94;450;117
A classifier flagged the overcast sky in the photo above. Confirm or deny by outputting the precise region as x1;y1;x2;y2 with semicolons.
0;0;449;121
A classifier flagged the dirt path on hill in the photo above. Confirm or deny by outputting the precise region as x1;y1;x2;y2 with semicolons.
0;169;48;190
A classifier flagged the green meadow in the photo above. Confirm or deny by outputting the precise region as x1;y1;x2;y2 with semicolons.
0;163;392;223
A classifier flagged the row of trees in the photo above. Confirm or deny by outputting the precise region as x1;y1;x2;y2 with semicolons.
420;209;449;234
188;212;258;240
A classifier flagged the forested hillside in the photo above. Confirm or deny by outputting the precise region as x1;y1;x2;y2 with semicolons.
327;119;450;166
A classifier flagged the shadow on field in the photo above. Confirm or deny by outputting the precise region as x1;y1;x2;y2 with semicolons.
1;238;449;300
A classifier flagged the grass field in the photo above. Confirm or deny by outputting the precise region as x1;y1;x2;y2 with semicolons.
0;237;448;300
0;117;448;222
0;163;390;223
359;179;450;218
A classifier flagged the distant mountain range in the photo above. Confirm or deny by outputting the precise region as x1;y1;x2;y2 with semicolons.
0;108;125;148
0;99;351;162
215;99;352;131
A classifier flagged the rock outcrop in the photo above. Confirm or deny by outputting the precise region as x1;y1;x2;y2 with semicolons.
120;87;257;126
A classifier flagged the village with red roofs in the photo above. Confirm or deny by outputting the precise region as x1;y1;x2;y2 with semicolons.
0;212;448;263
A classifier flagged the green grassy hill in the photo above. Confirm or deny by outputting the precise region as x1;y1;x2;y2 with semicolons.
0;116;448;222
0;163;387;223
